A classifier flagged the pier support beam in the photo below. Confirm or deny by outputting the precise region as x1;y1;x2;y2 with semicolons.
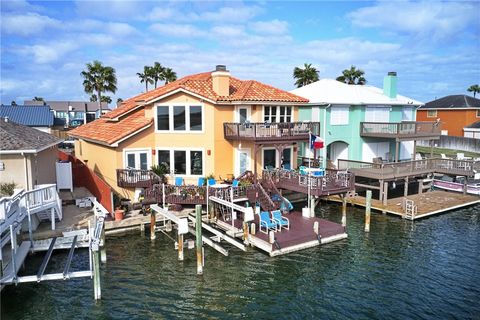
310;196;316;218
341;196;347;227
195;205;203;275
382;182;388;214
150;211;156;240
365;190;372;232
100;226;106;264
379;179;384;201
404;177;409;197
178;234;184;261
93;250;101;300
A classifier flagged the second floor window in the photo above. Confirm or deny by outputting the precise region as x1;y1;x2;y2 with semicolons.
264;106;292;123
156;105;203;132
427;110;437;118
330;106;349;125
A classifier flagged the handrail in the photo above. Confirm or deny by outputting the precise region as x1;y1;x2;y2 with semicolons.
224;121;320;140
360;121;441;137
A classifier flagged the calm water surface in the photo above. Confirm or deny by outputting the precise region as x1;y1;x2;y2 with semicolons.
2;204;480;319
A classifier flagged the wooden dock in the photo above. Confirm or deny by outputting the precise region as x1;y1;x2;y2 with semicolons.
327;190;480;220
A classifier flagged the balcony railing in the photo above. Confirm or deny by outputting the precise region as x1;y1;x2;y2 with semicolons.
224;122;320;142
116;169;161;188
360;121;441;140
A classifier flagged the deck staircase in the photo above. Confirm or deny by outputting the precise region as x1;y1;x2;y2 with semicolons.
261;174;289;211
253;183;277;212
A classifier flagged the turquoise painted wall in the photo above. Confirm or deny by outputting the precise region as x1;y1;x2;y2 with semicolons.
298;105;416;164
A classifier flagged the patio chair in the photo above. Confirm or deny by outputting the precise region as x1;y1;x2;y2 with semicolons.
283;163;291;170
232;179;239;187
299;166;307;175
208;178;216;186
271;210;289;230
175;177;184;186
457;153;465;160
197;177;205;186
259;211;278;234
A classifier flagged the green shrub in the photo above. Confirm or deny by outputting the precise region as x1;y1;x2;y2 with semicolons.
0;182;17;197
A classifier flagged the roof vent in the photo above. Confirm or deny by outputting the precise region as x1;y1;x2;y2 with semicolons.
387;71;397;76
215;65;227;72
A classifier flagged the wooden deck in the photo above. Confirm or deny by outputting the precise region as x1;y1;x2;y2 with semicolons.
216;211;347;256
360;121;441;141
327;190;480;220
223;121;319;143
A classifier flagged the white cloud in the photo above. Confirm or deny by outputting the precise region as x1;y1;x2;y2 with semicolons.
147;7;176;21
1;12;61;36
149;23;206;38
189;5;262;22
30;42;78;64
74;0;149;20
249;19;289;35
348;1;480;41
105;22;137;36
211;25;246;38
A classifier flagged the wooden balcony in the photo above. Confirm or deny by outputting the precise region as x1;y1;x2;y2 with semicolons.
116;169;160;188
338;158;480;180
263;169;355;197
360;121;441;141
224;122;320;143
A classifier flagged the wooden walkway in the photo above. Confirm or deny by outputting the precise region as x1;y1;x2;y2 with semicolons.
327;190;480;220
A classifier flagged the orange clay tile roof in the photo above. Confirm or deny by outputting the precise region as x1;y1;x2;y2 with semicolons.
104;71;308;119
69;110;152;145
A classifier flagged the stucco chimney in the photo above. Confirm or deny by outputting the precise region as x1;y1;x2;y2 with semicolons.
211;65;230;96
383;71;397;99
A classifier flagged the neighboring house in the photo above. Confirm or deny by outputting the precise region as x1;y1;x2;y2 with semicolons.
417;95;480;137
0;118;62;190
69;65;309;200
463;121;480;139
291;72;440;166
0;105;55;133
24;100;111;127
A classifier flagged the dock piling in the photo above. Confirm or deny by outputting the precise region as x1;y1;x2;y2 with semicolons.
178;233;184;261
150;210;156;240
251;223;256;235
365;190;372;232
93;250;101;300
341;196;347;227
100;226;107;264
195;205;203;275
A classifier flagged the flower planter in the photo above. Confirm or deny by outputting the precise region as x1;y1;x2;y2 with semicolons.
114;209;125;221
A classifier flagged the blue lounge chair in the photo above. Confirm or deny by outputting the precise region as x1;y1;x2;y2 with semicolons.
208;178;216;186
232;179;239;187
197;177;205;186
259;211;278;234
175;177;183;186
271;210;289;230
299;166;307;175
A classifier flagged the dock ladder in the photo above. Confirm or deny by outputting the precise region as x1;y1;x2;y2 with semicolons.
404;199;417;220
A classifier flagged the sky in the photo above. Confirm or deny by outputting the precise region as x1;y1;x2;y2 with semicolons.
1;0;479;106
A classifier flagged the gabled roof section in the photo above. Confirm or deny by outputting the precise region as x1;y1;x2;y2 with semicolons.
0;119;62;153
104;71;307;119
290;79;423;106
24;100;111;112
465;121;480;129
68;109;152;146
420;95;480;109
0;105;54;126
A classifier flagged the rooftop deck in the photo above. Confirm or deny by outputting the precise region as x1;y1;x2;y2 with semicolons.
360;121;441;141
338;158;480;180
223;121;320;143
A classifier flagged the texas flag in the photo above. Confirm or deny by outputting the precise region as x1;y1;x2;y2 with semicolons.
310;133;324;149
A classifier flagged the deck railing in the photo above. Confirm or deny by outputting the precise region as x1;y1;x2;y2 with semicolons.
116;169;161;188
263;169;355;196
360;121;441;139
338;158;480;180
224;122;320;142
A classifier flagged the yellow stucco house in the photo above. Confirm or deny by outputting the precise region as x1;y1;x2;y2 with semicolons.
69;65;316;200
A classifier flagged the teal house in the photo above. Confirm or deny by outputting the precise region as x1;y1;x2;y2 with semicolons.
291;72;440;167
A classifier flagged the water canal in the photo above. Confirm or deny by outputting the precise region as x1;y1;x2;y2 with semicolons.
2;204;479;319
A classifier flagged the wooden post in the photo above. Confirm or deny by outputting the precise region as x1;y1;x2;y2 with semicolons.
404;177;409;197
269;231;274;244
379;179;384;201
178;233;184;261
463;178;467;195
140;222;145;236
365;190;372;232
313;221;319;235
341;196;347;227
418;179;423;194
195;205;203;275
100;226;107;264
310;196;316;218
383;182;388;209
243;222;249;244
166;220;172;232
251;223;256;235
93;250;101;300
150;210;156;240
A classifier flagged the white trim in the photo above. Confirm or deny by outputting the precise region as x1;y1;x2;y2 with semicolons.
464;128;480;132
155;147;205;177
235;148;251;177
147;88;217;106
112;123;152;147
419;107;480;111
235;105;251;123
154;103;205;134
0;140;62;154
123;148;152;170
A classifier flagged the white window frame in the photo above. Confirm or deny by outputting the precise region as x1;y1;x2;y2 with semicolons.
235;105;251;123
235;148;251;177
154;103;205;133
427;110;437;118
330;105;349;125
123;148;152;170
365;106;390;123
476;109;480;118
156;147;205;177
263;106;293;123
261;146;293;169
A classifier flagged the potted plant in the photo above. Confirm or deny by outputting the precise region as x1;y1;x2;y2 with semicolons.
114;207;124;221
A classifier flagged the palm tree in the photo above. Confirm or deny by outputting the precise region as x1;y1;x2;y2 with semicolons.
467;84;480;98
152;62;165;88
163;68;177;84
293;63;319;88
336;65;366;85
117;98;123;104
137;66;154;92
33;96;44;101
81;60;117;114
